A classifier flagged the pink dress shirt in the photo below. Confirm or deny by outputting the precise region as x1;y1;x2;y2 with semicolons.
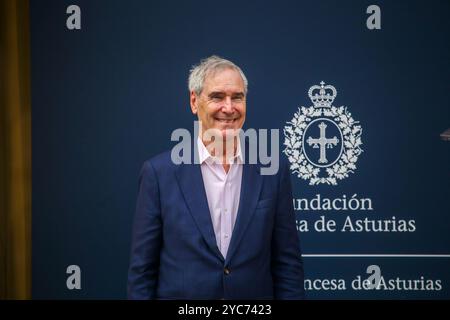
197;137;243;258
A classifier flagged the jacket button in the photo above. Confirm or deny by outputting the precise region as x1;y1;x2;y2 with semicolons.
224;268;230;275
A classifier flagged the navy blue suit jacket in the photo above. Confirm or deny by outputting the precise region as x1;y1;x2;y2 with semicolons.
127;150;304;299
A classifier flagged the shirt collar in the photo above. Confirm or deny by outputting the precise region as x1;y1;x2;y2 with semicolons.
197;136;243;165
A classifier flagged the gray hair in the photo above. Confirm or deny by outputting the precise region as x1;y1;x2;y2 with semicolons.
188;55;248;96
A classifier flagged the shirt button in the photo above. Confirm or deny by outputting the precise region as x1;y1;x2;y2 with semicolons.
224;268;230;275
224;234;229;238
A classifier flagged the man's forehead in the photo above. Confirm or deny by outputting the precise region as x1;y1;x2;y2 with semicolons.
203;68;244;92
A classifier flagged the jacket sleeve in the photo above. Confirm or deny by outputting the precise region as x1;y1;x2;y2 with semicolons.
127;160;162;299
271;159;305;299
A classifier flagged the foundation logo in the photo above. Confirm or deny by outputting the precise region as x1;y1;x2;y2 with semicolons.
284;82;363;185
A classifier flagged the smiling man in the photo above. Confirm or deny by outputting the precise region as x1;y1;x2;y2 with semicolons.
189;59;246;173
127;56;304;299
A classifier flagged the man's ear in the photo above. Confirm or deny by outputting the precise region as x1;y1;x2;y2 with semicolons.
190;91;198;115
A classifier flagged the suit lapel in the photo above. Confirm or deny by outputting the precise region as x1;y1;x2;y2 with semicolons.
176;163;224;261
225;163;263;264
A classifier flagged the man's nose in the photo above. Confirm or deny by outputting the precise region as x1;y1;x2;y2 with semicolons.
222;97;233;113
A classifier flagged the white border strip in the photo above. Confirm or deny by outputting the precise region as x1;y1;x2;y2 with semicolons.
302;254;450;258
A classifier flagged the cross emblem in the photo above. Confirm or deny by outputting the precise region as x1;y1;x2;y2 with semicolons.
306;122;339;164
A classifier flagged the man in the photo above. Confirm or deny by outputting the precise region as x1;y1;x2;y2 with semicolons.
127;56;304;299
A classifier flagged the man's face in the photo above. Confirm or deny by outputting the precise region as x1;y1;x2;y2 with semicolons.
190;67;246;140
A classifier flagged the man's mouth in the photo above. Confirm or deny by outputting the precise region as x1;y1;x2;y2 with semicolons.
215;117;238;124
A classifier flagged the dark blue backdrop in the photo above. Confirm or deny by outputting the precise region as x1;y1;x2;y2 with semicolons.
31;0;450;299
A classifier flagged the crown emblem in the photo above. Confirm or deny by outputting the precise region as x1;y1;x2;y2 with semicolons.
308;81;337;108
284;82;363;185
